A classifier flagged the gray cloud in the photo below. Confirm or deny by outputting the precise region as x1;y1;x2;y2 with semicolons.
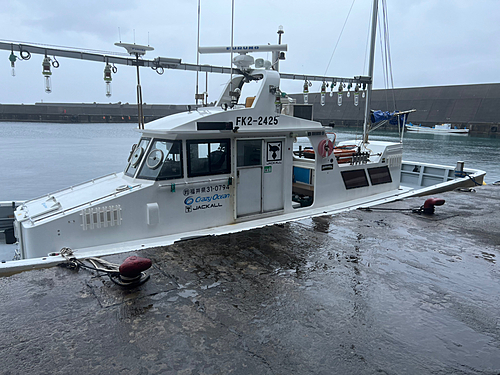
0;0;498;105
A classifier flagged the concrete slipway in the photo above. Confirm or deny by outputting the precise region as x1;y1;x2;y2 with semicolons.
0;185;499;375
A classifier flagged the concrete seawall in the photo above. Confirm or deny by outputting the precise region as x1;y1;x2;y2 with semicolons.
293;82;500;137
0;102;191;124
1;82;500;136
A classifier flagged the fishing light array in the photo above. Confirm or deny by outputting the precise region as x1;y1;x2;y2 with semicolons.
7;45;367;104
8;50;117;97
304;79;367;107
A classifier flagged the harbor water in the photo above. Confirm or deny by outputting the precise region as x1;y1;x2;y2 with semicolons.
0;121;499;201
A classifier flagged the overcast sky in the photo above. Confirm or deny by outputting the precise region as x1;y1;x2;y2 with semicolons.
0;0;499;105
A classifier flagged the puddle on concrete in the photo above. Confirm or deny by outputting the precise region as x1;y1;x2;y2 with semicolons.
178;289;198;299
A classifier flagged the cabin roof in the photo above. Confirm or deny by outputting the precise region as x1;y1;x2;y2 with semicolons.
142;106;327;136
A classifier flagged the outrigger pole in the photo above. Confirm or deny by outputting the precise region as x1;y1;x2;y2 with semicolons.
0;40;371;115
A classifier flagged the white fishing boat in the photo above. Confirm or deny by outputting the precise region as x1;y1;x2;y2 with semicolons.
405;123;470;134
0;0;486;275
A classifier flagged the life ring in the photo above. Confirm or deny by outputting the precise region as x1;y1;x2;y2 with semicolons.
318;139;334;158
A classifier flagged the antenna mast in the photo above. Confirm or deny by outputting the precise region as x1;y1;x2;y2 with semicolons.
230;0;235;94
115;42;154;130
195;0;201;105
363;0;379;144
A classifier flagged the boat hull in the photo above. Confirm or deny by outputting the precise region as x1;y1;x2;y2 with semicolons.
405;125;469;134
0;159;486;275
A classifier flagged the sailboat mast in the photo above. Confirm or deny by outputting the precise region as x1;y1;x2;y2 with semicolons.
363;0;379;144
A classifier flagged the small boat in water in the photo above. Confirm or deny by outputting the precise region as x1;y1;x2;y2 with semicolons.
0;0;486;275
405;123;469;134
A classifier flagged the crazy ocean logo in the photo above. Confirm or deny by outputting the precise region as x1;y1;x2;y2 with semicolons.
184;193;230;213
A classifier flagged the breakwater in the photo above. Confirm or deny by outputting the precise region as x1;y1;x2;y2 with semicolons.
297;82;500;136
1;82;500;136
0;102;190;124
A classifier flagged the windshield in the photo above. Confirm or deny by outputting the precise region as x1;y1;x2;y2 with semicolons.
137;139;183;180
125;137;150;177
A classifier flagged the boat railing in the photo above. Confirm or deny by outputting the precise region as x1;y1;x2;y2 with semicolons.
158;176;232;189
293;149;370;166
400;161;485;188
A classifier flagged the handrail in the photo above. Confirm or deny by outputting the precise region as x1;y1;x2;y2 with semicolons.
158;176;231;188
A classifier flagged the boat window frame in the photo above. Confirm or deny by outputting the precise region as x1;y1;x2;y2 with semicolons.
341;169;370;190
367;166;392;185
125;137;151;178
187;138;231;177
136;138;184;181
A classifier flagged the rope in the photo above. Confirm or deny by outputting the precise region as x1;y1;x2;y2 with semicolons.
382;0;396;110
358;206;429;214
59;248;149;287
323;0;357;77
467;175;483;186
372;1;396;113
59;247;120;275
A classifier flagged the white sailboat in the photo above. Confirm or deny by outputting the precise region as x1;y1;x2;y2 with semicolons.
0;0;485;275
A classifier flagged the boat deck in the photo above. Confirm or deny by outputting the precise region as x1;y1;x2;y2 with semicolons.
1;185;499;373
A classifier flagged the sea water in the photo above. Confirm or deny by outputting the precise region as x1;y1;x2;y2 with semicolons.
0;122;499;202
0;122;138;201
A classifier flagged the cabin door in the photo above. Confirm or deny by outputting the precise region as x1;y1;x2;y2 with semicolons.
236;138;284;217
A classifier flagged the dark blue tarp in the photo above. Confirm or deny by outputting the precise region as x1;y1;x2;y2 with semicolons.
371;110;409;127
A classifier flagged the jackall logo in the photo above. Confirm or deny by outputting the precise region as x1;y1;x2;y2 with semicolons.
185;203;223;213
267;141;282;161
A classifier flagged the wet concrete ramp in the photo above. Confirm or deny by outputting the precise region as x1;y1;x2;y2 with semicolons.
1;186;499;374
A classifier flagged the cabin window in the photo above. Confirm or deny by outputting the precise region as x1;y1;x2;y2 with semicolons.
368;166;392;185
137;139;183;180
125;137;151;177
237;140;262;167
341;169;369;189
187;139;231;177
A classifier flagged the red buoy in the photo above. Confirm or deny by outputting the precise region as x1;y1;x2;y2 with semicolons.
422;198;445;214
